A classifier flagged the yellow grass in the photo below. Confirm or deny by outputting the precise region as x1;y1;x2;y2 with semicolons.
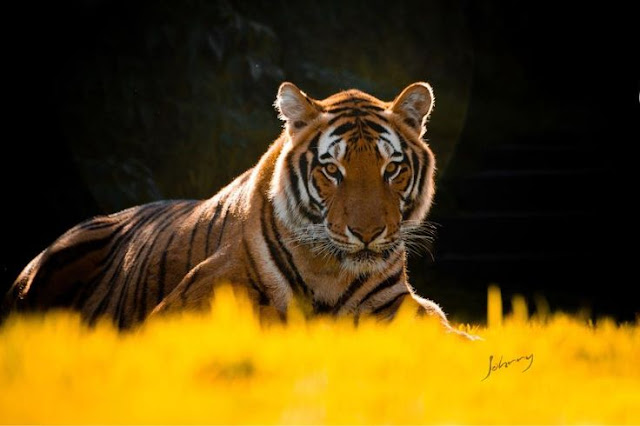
1;285;638;425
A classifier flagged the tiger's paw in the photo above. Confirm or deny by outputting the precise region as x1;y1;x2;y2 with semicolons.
446;326;483;341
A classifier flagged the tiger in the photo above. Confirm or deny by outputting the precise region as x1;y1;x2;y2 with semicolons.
2;82;474;338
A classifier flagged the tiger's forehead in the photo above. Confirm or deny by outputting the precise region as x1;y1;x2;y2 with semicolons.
305;90;404;162
316;114;403;162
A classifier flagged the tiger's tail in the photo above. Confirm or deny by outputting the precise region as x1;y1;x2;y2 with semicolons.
2;250;46;315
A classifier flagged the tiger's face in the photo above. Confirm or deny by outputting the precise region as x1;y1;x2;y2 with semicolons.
270;83;436;274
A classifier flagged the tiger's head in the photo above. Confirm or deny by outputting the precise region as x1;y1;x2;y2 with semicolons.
269;82;436;274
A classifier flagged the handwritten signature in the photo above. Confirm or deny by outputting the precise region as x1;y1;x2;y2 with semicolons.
481;353;534;381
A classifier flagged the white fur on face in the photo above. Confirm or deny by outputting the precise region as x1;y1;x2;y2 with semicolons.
269;143;304;229
376;124;403;155
317;127;346;164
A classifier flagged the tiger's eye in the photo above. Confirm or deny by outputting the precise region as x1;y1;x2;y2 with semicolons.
326;163;338;174
385;162;398;174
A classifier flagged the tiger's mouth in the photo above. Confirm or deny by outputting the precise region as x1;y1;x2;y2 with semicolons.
346;249;381;262
344;247;398;262
339;243;400;264
337;245;400;274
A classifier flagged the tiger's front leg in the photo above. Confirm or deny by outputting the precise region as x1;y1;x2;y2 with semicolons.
149;253;279;320
378;292;481;341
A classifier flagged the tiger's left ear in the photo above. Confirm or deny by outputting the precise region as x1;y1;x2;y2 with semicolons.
390;82;434;135
274;82;322;131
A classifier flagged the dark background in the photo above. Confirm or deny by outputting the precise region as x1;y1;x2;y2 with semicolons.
3;0;637;323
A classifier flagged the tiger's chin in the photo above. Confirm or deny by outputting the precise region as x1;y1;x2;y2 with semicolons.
340;247;400;275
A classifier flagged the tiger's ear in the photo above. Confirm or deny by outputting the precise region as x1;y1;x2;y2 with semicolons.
390;82;434;135
275;82;322;131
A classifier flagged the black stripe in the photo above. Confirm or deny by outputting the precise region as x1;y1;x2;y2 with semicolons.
412;150;423;195
404;117;417;128
153;204;195;305
303;134;326;217
361;105;385;112
176;193;240;305
379;135;392;145
158;231;177;295
235;170;252;186
307;176;326;212
313;299;333;314
358;269;403;307
363;119;389;134
269;202;312;297
326;138;343;152
347;109;372;119
308;174;328;206
331;97;368;106
286;151;303;209
260;202;298;294
329;111;386;127
327;114;347;126
308;132;321;152
299;151;312;186
243;239;269;305
371;291;409;315
397;133;409;150
114;224;158;328
330;122;356;137
214;204;230;251
415;151;428;198
186;209;205;271
381;246;395;260
371;112;389;122
332;274;370;314
401;150;418;220
248;277;269;305
403;150;426;220
287;145;323;224
74;220;120;233
204;200;224;257
326;107;352;114
284;178;320;224
299;203;324;224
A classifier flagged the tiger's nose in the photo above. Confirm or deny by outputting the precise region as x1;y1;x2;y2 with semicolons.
347;225;386;245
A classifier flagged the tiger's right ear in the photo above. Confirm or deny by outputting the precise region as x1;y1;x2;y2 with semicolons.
390;82;434;136
274;82;322;131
